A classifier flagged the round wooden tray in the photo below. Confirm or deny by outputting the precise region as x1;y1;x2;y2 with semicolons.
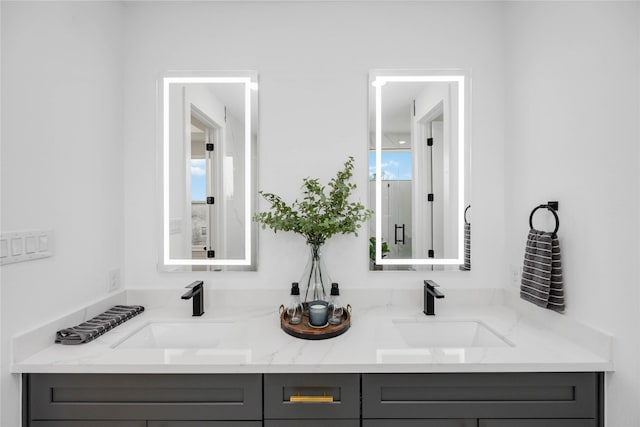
279;304;351;340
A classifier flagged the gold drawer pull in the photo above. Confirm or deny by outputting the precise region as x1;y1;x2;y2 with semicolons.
289;392;334;403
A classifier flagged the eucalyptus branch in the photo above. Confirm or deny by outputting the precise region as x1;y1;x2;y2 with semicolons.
253;156;373;246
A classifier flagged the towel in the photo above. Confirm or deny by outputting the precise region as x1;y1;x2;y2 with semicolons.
520;229;565;312
55;305;145;345
460;206;471;271
460;222;471;271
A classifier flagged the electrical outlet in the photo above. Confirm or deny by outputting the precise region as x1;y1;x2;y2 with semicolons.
108;269;121;292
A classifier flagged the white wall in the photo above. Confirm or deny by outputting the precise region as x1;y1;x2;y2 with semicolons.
0;2;124;425
122;1;506;290
504;3;640;426
2;2;639;426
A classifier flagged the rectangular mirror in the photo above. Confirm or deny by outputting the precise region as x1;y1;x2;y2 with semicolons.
160;71;258;271
368;70;470;271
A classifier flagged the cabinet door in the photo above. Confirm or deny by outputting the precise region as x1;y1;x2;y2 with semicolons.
265;421;359;427
264;373;360;420
149;422;263;427
364;420;476;427
363;372;598;419
31;422;145;427
28;374;262;421
480;420;596;427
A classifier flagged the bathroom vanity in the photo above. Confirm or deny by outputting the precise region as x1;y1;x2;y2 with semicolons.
13;289;611;427
24;372;602;427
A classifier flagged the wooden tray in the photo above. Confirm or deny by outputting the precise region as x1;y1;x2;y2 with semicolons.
279;305;351;340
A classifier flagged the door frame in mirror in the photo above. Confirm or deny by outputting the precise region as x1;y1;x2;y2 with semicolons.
159;71;258;270
370;69;470;267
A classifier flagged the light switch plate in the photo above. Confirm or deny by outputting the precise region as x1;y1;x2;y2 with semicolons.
0;230;53;265
11;237;24;256
25;236;37;254
0;239;8;258
38;234;49;252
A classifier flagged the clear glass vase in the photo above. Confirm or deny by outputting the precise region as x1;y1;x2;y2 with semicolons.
300;243;331;303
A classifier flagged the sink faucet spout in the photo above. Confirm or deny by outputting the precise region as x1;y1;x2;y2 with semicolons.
182;280;204;316
424;280;445;316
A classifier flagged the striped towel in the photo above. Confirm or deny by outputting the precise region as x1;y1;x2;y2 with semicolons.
460;222;471;270
520;229;565;312
55;305;145;345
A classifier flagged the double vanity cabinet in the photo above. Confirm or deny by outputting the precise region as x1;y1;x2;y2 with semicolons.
13;289;611;427
24;371;603;427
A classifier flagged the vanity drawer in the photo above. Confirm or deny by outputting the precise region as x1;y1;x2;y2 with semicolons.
31;423;145;427
264;373;360;419
362;372;599;419
480;420;596;427
265;420;359;427
149;423;263;427
364;420;476;427
28;374;262;421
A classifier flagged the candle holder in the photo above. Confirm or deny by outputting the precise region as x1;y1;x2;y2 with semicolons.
308;300;329;327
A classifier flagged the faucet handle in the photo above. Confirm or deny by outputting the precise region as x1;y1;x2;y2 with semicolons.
186;280;204;289
424;280;444;298
424;280;439;289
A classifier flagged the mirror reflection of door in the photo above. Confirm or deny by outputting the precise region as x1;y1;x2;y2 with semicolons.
163;74;257;271
189;107;222;271
369;75;465;270
415;106;447;271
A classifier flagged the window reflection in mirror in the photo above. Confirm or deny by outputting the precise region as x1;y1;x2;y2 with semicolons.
369;151;413;260
369;71;469;271
161;73;258;271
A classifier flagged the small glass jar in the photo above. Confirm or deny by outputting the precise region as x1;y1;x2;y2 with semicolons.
327;283;343;325
287;282;303;324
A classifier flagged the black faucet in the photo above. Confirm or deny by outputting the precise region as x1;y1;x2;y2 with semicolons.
424;280;445;316
182;281;204;316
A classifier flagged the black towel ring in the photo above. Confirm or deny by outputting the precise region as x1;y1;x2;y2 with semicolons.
464;205;471;225
529;204;559;235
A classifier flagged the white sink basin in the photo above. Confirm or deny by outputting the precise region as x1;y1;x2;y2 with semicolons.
392;319;512;348
116;322;234;349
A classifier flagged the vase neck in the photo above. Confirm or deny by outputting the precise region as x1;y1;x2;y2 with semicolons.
307;242;323;259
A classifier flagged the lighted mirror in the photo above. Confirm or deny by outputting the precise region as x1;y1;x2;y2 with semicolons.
369;70;470;271
160;72;258;271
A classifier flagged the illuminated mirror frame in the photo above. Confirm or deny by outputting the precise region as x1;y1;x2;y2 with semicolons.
371;70;468;266
160;71;258;268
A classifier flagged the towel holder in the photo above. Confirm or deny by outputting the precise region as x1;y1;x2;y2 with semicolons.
529;202;559;235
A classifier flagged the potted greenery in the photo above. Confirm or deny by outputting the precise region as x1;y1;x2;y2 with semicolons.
369;237;390;270
254;156;373;302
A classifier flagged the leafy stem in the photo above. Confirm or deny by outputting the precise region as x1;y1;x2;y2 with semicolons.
253;156;373;245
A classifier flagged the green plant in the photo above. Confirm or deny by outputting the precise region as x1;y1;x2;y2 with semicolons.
369;237;390;262
253;156;373;246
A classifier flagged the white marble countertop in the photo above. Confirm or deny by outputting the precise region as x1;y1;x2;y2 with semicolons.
11;288;613;374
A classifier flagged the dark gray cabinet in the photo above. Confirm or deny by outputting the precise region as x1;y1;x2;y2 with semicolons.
24;372;604;427
148;423;262;427
31;423;145;427
362;372;599;420
264;421;359;427
479;421;597;427
264;373;360;426
25;374;261;425
264;373;360;419
362;373;603;427
364;420;477;427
